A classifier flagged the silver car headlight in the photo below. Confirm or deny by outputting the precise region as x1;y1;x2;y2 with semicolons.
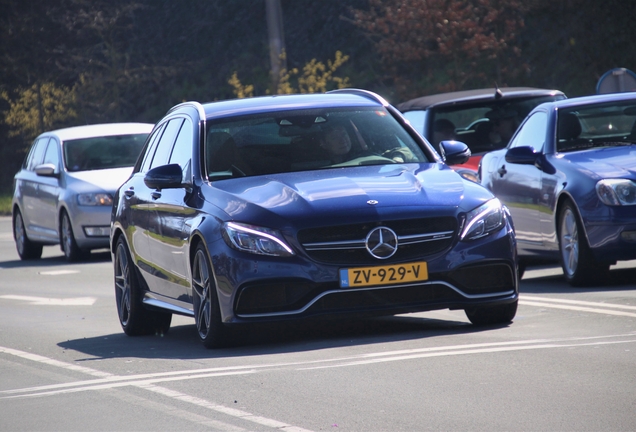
460;198;505;241
223;222;295;257
596;179;636;206
77;193;113;206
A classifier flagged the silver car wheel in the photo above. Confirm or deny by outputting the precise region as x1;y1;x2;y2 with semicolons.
14;213;26;257
559;207;579;277
13;210;43;260
114;242;132;327
61;213;73;258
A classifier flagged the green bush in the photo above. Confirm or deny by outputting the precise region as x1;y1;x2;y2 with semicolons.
0;194;12;216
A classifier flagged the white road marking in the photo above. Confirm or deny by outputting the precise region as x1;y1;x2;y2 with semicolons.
522;295;636;310
0;345;312;431
3;333;636;395
520;295;636;317
39;270;80;275
0;295;96;306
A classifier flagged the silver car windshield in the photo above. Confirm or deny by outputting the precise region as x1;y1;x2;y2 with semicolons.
64;134;148;172
206;107;428;180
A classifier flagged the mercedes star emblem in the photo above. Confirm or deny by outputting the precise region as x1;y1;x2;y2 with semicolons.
365;226;398;259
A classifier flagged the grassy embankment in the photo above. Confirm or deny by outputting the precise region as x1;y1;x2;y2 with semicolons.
0;194;11;216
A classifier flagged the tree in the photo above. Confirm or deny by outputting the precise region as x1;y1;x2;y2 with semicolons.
229;51;351;97
1;83;77;144
350;0;528;97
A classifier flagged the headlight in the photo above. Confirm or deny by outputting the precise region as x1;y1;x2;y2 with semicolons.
596;179;636;206
77;193;113;206
457;169;480;183
460;198;505;241
222;222;294;257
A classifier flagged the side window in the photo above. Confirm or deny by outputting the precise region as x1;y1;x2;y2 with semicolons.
149;118;184;169
140;123;167;173
26;137;50;171
169;118;193;182
508;111;548;152
42;139;60;170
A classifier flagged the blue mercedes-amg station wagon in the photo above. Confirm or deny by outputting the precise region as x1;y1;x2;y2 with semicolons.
111;89;518;348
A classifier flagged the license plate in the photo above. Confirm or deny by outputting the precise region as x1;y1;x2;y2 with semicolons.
339;261;428;288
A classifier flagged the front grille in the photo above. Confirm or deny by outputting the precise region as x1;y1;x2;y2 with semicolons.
298;217;457;265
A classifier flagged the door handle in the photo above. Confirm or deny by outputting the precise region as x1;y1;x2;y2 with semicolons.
151;191;161;200
124;188;135;197
497;165;507;178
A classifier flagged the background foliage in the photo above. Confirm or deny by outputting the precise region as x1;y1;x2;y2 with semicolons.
1;0;635;192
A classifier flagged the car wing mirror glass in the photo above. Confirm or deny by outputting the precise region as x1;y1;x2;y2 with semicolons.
505;146;539;165
144;163;183;190
439;140;471;165
34;163;58;177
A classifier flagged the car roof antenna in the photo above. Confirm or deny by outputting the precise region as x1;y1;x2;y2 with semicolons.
494;84;503;100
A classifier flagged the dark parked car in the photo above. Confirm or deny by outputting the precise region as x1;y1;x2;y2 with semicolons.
12;123;152;261
111;89;519;348
398;87;566;182
479;92;636;286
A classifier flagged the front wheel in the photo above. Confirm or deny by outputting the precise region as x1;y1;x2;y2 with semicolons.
465;300;518;326
13;209;43;260
114;236;171;336
192;243;227;348
558;201;609;286
60;211;89;262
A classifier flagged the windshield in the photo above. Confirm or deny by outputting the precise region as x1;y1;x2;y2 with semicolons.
431;95;564;154
64;134;148;172
557;101;636;152
206;107;429;180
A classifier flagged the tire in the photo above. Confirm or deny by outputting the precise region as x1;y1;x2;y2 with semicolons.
114;236;172;336
13;209;43;260
60;211;89;262
192;243;227;348
465;300;518;326
517;260;526;280
558;201;609;286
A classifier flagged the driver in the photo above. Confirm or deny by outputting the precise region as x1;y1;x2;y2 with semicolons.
319;125;354;163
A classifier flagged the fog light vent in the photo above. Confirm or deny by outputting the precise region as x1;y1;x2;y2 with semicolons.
620;231;636;242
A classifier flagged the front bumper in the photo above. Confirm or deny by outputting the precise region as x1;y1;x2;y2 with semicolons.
212;222;518;324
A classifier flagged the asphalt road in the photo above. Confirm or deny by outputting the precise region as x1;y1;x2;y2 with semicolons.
1;216;635;431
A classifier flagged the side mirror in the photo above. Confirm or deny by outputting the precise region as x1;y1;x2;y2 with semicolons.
439;140;471;165
505;146;539;165
144;163;183;190
34;163;59;177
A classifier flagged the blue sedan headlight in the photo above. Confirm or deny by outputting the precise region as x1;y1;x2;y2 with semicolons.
223;222;295;257
596;179;636;206
77;193;113;206
460;198;505;241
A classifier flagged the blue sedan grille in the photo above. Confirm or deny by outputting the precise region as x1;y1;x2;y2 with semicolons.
298;217;457;265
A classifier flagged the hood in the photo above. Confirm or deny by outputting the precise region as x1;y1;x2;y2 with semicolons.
563;146;636;179
66;167;133;194
208;164;487;225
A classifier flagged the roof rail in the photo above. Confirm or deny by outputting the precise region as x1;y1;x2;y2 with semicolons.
327;88;389;107
166;101;206;119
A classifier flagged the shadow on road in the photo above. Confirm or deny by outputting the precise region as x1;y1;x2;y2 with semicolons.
0;250;111;269
521;264;636;294
59;314;507;360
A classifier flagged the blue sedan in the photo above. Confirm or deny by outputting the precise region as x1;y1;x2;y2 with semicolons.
111;89;518;348
479;92;636;286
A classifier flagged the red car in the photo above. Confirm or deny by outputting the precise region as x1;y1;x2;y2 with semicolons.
398;87;566;182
